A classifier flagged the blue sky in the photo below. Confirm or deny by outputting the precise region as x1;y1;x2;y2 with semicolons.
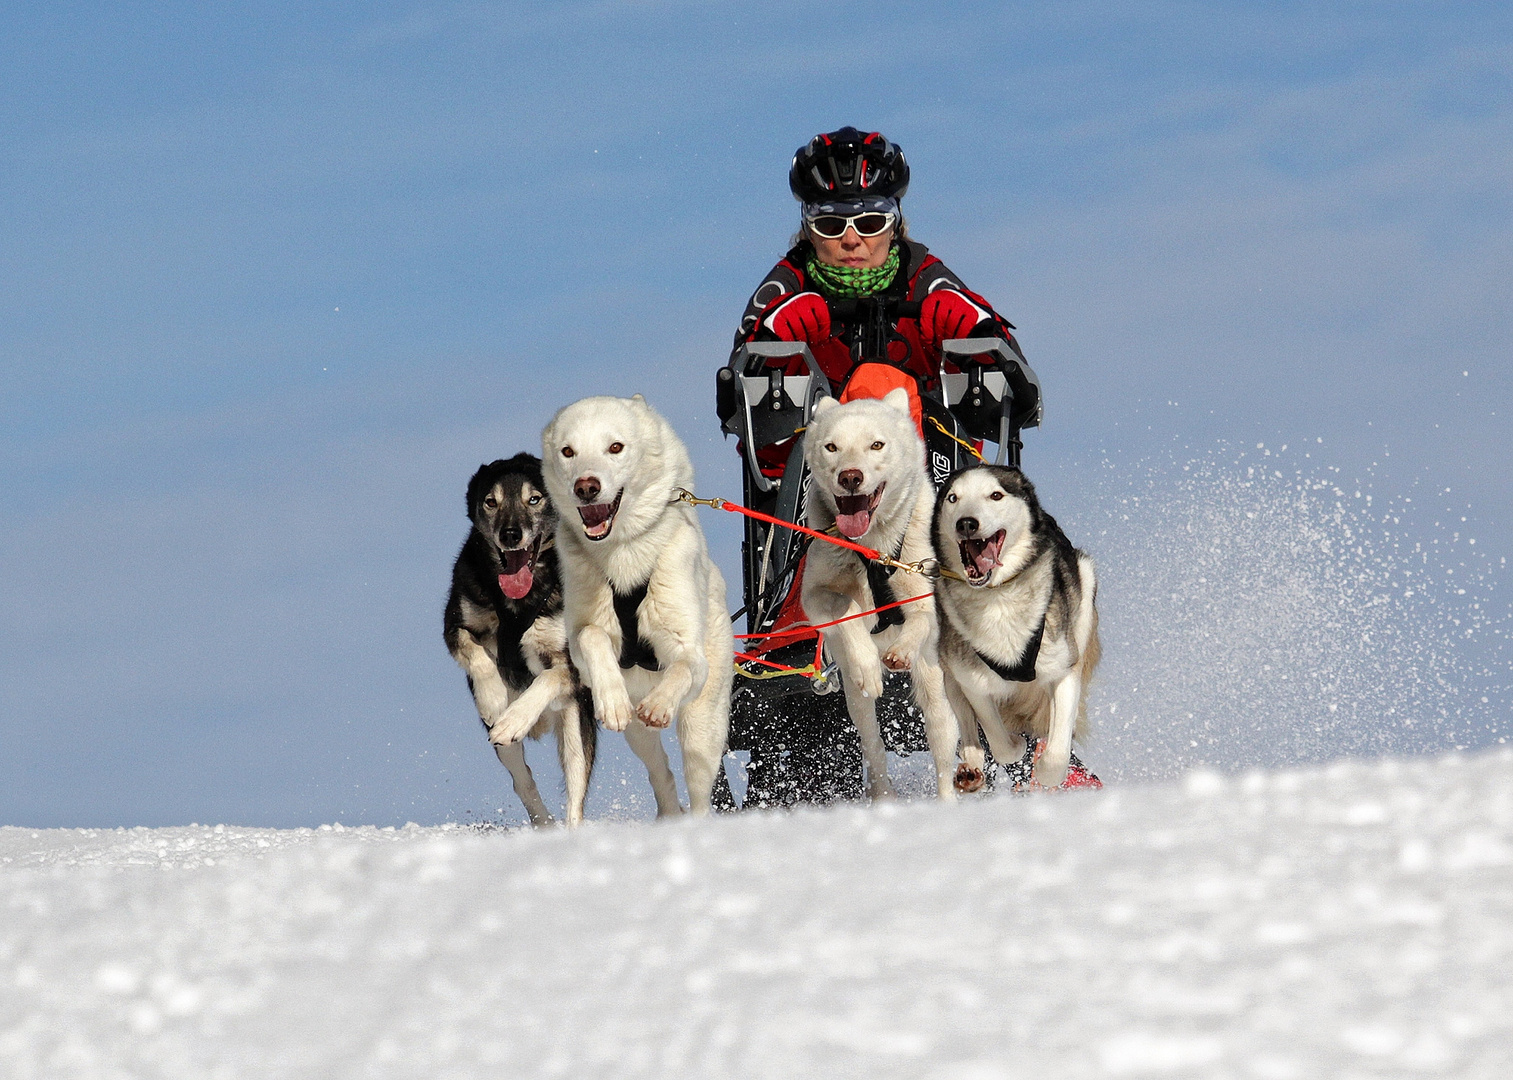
2;2;1510;826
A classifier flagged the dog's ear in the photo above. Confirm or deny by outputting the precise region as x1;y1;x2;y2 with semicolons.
630;393;647;407
465;463;492;518
812;394;838;417
882;387;911;415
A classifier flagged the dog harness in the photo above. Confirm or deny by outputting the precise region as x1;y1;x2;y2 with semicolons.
851;531;908;635
612;580;661;671
972;612;1044;683
970;562;1059;682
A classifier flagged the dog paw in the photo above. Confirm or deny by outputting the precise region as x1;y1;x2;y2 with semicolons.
635;691;676;729
880;649;912;672
1032;751;1070;790
597;693;636;733
487;703;539;746
851;668;884;700
953;763;986;793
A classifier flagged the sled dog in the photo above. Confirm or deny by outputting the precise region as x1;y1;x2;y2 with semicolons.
931;465;1100;790
541;395;732;815
444;454;596;827
800;389;959;799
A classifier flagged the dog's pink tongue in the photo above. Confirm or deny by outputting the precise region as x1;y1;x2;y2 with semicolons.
835;509;872;539
967;531;1007;576
498;568;533;599
499;549;534;599
834;494;873;539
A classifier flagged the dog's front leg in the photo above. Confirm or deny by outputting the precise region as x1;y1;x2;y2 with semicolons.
1034;675;1080;789
453;630;512;727
576;624;636;732
945;669;988;793
635;551;712;729
817;608;891;798
812;592;883;701
490;666;573;746
909;643;959;801
880;580;931;673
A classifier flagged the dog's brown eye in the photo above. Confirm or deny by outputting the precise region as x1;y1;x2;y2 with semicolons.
824;442;837;453
608;442;624;454
946;493;957;503
483;496;497;509
870;441;885;451
561;447;575;458
990;491;1005;501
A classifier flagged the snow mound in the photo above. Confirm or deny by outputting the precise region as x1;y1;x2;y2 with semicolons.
4;751;1513;1077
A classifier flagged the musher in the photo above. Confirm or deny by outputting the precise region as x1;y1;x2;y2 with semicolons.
732;125;1028;480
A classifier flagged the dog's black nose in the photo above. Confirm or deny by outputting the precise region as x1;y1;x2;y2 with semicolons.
956;516;979;537
501;525;523;547
838;469;864;493
574;477;601;503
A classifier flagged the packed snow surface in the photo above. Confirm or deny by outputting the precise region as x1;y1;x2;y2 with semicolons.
4;751;1512;1078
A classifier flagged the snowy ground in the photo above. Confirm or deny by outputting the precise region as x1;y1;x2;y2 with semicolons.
4;750;1512;1078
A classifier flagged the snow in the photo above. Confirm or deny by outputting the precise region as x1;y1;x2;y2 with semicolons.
5;751;1513;1077
1054;443;1510;780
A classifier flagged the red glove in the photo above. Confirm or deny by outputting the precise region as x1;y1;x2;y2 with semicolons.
920;288;990;345
763;292;831;343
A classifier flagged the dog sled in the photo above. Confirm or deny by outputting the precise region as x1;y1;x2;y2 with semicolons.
715;296;1050;805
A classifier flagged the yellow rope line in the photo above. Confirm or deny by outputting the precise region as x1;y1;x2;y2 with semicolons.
927;415;985;462
733;661;818;681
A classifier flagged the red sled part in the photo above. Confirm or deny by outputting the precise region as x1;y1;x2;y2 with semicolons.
1011;739;1103;792
741;555;817;657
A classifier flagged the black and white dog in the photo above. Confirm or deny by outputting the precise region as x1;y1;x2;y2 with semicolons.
444;453;595;826
931;466;1101;791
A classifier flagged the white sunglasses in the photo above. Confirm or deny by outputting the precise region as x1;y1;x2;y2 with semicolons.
805;211;897;239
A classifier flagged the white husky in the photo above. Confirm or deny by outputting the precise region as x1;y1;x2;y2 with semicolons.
931;465;1100;790
541;394;732;815
800;389;959;799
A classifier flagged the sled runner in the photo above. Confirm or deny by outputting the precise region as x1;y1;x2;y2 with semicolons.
716;296;1054;805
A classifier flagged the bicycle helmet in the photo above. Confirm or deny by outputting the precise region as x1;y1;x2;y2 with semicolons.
789;127;910;211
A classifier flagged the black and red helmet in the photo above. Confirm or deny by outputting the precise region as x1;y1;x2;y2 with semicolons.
789;127;910;209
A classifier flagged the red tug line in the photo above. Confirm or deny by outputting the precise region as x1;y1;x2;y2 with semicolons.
675;489;929;681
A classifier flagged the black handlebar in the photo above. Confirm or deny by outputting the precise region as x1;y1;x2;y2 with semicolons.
825;297;921;322
825;295;921;367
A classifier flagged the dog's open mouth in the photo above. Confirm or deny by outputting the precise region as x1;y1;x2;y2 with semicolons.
833;483;885;540
497;544;537;600
577;490;623;542
959;529;1006;585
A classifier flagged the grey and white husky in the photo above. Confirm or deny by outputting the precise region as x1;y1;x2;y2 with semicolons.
931;465;1100;791
444;454;595;827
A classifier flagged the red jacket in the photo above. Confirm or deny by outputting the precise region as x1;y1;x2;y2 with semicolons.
731;238;1025;393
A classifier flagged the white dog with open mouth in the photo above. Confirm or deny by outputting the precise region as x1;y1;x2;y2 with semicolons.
800;389;959;799
931;465;1100;790
541;394;731;815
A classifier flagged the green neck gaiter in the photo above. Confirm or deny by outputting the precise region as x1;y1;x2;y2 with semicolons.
805;245;901;299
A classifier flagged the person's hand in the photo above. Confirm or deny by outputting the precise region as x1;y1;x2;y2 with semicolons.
920;289;989;345
763;292;831;343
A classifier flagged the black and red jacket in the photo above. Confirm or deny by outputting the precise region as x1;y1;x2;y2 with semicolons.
731;237;1027;393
